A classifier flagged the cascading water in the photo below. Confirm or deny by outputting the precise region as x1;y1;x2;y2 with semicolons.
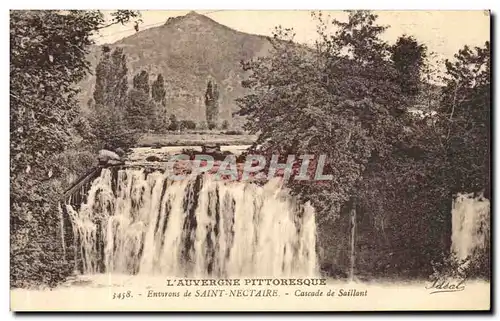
451;193;490;262
64;168;318;278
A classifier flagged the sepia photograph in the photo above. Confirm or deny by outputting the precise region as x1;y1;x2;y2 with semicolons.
9;9;491;312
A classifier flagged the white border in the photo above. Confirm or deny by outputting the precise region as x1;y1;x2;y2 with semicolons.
2;1;498;320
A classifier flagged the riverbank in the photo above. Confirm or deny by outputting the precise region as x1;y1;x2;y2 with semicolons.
137;132;258;147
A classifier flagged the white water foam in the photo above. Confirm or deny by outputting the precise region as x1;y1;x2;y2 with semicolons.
451;193;490;262
65;168;318;278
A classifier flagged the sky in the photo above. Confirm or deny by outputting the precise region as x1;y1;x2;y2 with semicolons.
95;10;490;62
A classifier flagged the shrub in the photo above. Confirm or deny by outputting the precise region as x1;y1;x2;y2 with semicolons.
429;250;491;283
225;130;244;135
89;105;140;150
180;120;196;130
198;121;208;130
168;114;179;131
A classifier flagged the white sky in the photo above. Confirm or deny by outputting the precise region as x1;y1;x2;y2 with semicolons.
96;10;490;61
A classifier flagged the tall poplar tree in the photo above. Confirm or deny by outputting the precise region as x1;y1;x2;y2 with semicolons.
90;47;137;149
205;80;219;129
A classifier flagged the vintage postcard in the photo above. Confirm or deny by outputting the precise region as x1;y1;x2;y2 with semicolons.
10;9;491;312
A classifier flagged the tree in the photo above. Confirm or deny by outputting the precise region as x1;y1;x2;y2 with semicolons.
90;47;139;149
198;121;208;130
391;35;427;96
237;11;406;220
10;9;141;288
151;73;166;106
327;10;390;65
124;70;157;132
150;101;167;133
133;70;150;95
441;42;490;197
168;114;179;131
205;80;219;129
417;52;444;112
151;74;167;132
180;120;196;130
126;88;153;131
379;42;490;278
236;10;472;279
90;104;138;149
93;47;129;109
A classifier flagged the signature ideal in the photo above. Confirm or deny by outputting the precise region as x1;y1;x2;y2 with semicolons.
426;277;466;294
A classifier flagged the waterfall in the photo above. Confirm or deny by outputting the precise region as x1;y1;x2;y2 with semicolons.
64;168;318;278
58;203;67;258
349;204;356;282
451;193;490;262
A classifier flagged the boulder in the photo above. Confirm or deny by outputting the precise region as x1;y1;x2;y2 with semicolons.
98;149;121;166
115;147;126;157
107;159;125;166
146;155;162;162
202;144;221;154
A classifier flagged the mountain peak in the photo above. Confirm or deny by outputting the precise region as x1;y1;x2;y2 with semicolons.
164;10;209;26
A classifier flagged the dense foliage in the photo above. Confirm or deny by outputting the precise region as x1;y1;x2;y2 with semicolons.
89;47;138;149
238;11;407;219
10;10;141;288
237;10;490;279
